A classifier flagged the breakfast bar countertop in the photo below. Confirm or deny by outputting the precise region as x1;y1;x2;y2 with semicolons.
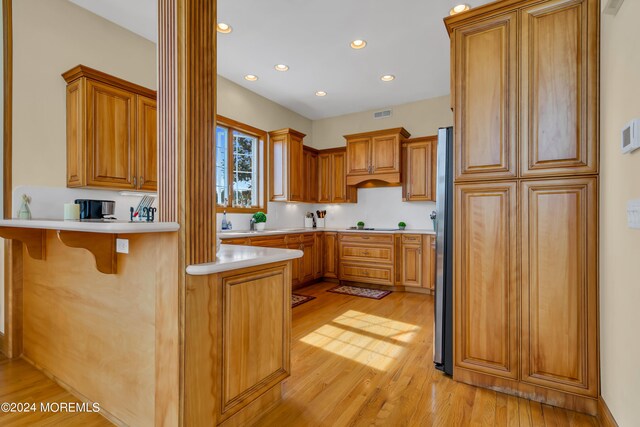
0;218;181;234
186;244;303;275
218;227;436;238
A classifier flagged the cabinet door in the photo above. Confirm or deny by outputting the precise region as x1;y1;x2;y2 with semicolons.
453;12;517;181
300;238;315;284
289;136;304;202
404;139;436;201
371;134;401;175
521;177;597;397
323;232;338;279
318;154;332;203
314;234;323;279
86;80;136;188
287;242;301;288
332;151;349;203
66;80;85;187
454;181;518;379
301;149;310;202
307;151;318;202
520;0;598;177
269;134;288;201
423;235;436;291
346;137;370;176
136;96;158;191
400;243;422;287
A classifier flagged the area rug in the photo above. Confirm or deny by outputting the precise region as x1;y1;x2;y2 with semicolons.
327;285;391;300
292;293;316;308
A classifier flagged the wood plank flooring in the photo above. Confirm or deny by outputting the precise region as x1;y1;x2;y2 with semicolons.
0;281;599;426
253;282;599;427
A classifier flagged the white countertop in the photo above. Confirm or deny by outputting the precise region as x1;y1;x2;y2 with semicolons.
0;219;180;234
186;244;303;275
219;227;436;238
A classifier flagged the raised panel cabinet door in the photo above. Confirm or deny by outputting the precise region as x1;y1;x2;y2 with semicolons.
454;181;518;379
314;234;323;279
520;177;598;397
269;134;288;201
66;80;85;187
287;242;301;287
332;151;348;203
454;12;518;181
289;136;305;202
520;0;598;177
423;235;436;290
301;149;311;202
404;139;437;201
346;137;371;176
371;134;401;175
307;152;319;202
323;232;338;278
401;244;422;287
318;154;332;203
136;96;158;191
300;239;315;284
86;80;136;188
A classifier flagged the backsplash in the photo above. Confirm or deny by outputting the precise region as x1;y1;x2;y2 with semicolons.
12;186;155;220
217;186;436;231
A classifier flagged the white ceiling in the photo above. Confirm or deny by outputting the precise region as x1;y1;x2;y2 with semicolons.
68;0;482;120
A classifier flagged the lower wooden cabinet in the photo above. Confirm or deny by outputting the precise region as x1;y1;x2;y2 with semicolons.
338;233;395;286
454;181;519;379
397;234;436;290
520;177;598;397
323;232;338;278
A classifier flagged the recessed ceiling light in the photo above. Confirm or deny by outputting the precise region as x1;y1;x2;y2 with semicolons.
350;39;367;49
216;22;232;33
315;91;327;97
274;64;289;72
449;4;470;15
380;75;395;82
244;74;258;81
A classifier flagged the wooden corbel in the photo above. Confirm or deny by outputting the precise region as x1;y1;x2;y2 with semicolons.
0;227;46;260
57;230;117;274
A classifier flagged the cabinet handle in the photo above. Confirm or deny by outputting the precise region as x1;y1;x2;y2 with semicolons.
407;192;410;199
140;176;144;186
361;236;370;239
133;176;137;187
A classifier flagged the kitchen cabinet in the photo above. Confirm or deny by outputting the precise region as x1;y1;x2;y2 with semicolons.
323;232;338;279
519;0;598;177
269;128;306;202
345;128;410;186
403;136;437;202
303;147;319;203
454;181;519;379
424;235;436;291
446;0;599;412
520;177;598;397
397;234;436;291
338;233;395;286
63;65;158;191
317;148;357;204
452;12;518;182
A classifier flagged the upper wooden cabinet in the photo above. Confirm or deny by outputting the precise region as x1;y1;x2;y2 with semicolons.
519;0;598;177
403;136;437;202
302;147;319;203
452;12;518;182
448;0;598;181
317;148;357;204
269;128;306;202
344;128;410;186
63;65;157;191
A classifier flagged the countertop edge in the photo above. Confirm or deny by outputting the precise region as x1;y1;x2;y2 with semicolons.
186;245;304;276
218;228;436;239
0;219;181;234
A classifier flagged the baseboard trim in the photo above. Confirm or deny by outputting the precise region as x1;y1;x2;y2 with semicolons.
597;396;619;427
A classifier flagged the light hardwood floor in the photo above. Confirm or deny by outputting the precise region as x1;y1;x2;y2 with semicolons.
0;282;599;426
254;282;599;427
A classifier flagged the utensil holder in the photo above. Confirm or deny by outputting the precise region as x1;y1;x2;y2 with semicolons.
317;218;325;228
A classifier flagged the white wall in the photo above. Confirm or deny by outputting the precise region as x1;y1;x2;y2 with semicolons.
600;2;640;424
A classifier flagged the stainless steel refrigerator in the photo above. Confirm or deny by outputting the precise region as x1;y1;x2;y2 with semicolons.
433;126;454;375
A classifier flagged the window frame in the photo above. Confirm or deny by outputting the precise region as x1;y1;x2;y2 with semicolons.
216;115;268;214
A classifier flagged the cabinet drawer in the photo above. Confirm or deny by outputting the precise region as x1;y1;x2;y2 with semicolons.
401;234;422;244
339;262;394;286
339;233;394;245
339;244;393;264
250;236;287;248
222;238;250;245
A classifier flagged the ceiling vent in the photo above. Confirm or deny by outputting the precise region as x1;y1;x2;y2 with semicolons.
603;0;624;15
373;109;392;119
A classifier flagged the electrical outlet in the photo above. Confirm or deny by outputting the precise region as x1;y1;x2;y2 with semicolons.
116;238;129;254
628;199;640;229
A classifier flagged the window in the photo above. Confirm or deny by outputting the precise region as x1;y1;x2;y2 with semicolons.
215;116;267;213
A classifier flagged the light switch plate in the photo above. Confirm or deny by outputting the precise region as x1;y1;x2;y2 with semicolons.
116;238;129;254
628;200;640;229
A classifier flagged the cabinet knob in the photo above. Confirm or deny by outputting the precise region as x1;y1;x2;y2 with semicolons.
133;176;137;187
140;176;144;185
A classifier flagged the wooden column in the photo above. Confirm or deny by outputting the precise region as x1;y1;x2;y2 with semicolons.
158;0;216;266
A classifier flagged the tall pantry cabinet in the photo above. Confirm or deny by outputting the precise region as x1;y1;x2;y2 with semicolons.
445;0;599;414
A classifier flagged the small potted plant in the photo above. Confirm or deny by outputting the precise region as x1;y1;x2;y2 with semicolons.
357;221;365;230
398;221;407;230
253;211;267;231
